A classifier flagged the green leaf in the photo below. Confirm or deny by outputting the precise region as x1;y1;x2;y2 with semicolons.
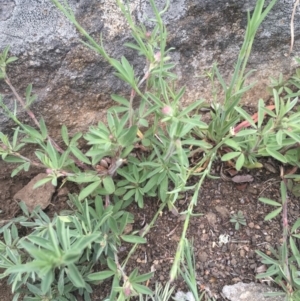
66;263;86;288
78;180;101;201
131;271;153;283
221;152;241;161
121;235;146;244
4;156;25;163
255;250;280;266
290;237;300;266
107;257;117;272
291;218;300;233
87;270;114;282
39;118;48;140
11;163;27;177
46;140;58;167
41;269;54;295
61;125;69;146
33;177;54;189
180;118;208;129
70;133;82;146
285;130;300;143
276;130;283;146
103;176;115;194
58;269;65;295
6;56;18;64
179;99;206;117
70;146;91;164
259;198;281;207
235;129;257;137
266;148;287;163
132;283;153;295
273;88;279;115
118;125;137;147
182;139;212;149
111;94;129;107
264;207;282;221
12;127;20;149
121;56;134;81
257;98;265;128
224;139;241;151
261;106;276;117
27;283;42;295
143;175;158;193
235;153;245;171
235;106;257;128
22;124;43;141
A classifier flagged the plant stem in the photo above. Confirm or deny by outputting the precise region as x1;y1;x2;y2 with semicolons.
170;151;216;281
281;179;292;287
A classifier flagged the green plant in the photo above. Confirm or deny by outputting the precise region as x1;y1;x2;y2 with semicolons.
174;240;216;301
230;210;246;231
256;180;300;300
0;0;283;299
138;282;175;301
0;196;153;300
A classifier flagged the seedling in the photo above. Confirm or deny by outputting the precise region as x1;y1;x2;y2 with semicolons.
230;210;246;230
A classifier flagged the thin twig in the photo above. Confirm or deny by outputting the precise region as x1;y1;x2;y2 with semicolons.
289;0;300;55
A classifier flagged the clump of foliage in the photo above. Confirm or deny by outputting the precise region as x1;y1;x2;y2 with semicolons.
230;210;246;231
256;180;300;300
1;0;300;300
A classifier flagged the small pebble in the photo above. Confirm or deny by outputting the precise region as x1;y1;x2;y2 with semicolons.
265;236;272;242
248;222;254;228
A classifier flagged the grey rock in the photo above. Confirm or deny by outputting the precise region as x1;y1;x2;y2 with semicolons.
222;282;285;301
13;173;55;212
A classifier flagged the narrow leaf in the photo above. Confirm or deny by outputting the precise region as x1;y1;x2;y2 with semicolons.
121;235;146;244
78;180;101;201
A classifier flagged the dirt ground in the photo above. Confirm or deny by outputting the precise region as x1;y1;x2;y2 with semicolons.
0;159;299;300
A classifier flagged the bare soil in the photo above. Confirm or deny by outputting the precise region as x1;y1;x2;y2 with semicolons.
0;159;299;300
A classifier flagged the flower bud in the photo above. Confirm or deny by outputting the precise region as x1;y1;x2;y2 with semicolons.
154;51;161;62
46;168;52;174
161;105;173;116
